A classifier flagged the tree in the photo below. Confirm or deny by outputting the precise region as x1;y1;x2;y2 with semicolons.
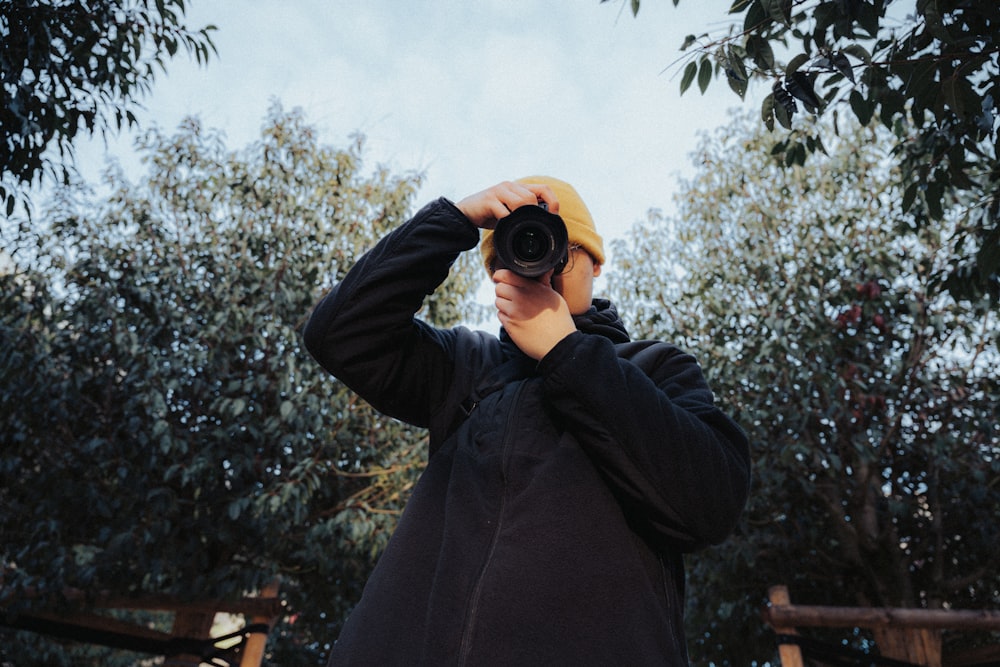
607;0;1000;303
608;112;1000;664
0;0;216;216
0;105;483;665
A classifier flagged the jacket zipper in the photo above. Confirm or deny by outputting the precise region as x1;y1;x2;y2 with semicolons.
456;382;523;665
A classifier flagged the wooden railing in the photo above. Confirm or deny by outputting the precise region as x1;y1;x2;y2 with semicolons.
762;585;1000;667
2;581;282;667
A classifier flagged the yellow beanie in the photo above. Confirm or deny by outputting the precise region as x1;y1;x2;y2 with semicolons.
480;176;605;273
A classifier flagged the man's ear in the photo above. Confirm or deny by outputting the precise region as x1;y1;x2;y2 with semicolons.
593;262;602;278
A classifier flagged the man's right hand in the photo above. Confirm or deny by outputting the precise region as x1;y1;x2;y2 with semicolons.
455;180;559;229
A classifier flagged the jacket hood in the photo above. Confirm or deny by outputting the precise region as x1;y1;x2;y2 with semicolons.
574;298;631;344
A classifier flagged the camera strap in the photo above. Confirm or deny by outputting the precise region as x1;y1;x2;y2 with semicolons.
431;351;535;455
458;355;535;419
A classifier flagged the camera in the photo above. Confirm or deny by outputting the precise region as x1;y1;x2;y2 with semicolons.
493;203;569;278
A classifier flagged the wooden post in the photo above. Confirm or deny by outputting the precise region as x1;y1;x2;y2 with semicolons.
164;609;216;667
767;586;805;667
871;626;941;667
239;580;281;667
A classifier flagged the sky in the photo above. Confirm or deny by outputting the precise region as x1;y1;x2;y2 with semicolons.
77;0;750;243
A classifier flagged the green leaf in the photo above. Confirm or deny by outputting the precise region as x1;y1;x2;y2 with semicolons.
976;226;1000;283
744;0;770;33
775;97;793;129
922;4;953;45
681;61;698;95
925;181;945;220
726;47;749;99
698;57;714;94
763;0;791;26
831;51;855;83
849;90;874;126
786;72;822;111
747;34;776;71
901;181;919;213
793;141;807;166
879;90;908;129
812;132;828;156
761;93;776;131
842;44;871;66
941;76;971;121
785;53;809;76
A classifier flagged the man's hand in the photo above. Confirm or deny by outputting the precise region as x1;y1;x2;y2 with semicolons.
493;269;576;361
456;181;559;229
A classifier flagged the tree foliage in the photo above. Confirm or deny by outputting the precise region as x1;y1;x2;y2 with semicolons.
608;0;1000;303
609;113;1000;664
0;105;482;665
1;0;216;216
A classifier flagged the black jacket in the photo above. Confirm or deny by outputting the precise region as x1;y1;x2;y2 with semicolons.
304;198;750;666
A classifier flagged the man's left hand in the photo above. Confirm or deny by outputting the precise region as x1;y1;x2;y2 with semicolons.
493;269;576;361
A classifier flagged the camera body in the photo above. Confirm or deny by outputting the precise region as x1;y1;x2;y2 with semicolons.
493;203;569;278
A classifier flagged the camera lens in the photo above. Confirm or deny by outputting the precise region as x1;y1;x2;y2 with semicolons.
513;228;547;263
493;204;569;278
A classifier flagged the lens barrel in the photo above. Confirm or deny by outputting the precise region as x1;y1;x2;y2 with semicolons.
493;205;569;278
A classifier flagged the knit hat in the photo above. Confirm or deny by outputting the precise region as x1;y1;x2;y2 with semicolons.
480;176;605;273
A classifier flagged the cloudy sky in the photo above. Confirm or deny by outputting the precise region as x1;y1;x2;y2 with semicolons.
78;0;754;252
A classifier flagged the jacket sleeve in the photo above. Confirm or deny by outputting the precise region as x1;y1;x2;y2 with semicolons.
302;198;481;428
537;331;750;552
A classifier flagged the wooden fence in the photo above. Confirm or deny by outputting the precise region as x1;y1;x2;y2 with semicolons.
1;581;282;667
762;585;1000;667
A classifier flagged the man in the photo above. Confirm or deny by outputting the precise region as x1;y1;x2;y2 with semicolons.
304;176;750;665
